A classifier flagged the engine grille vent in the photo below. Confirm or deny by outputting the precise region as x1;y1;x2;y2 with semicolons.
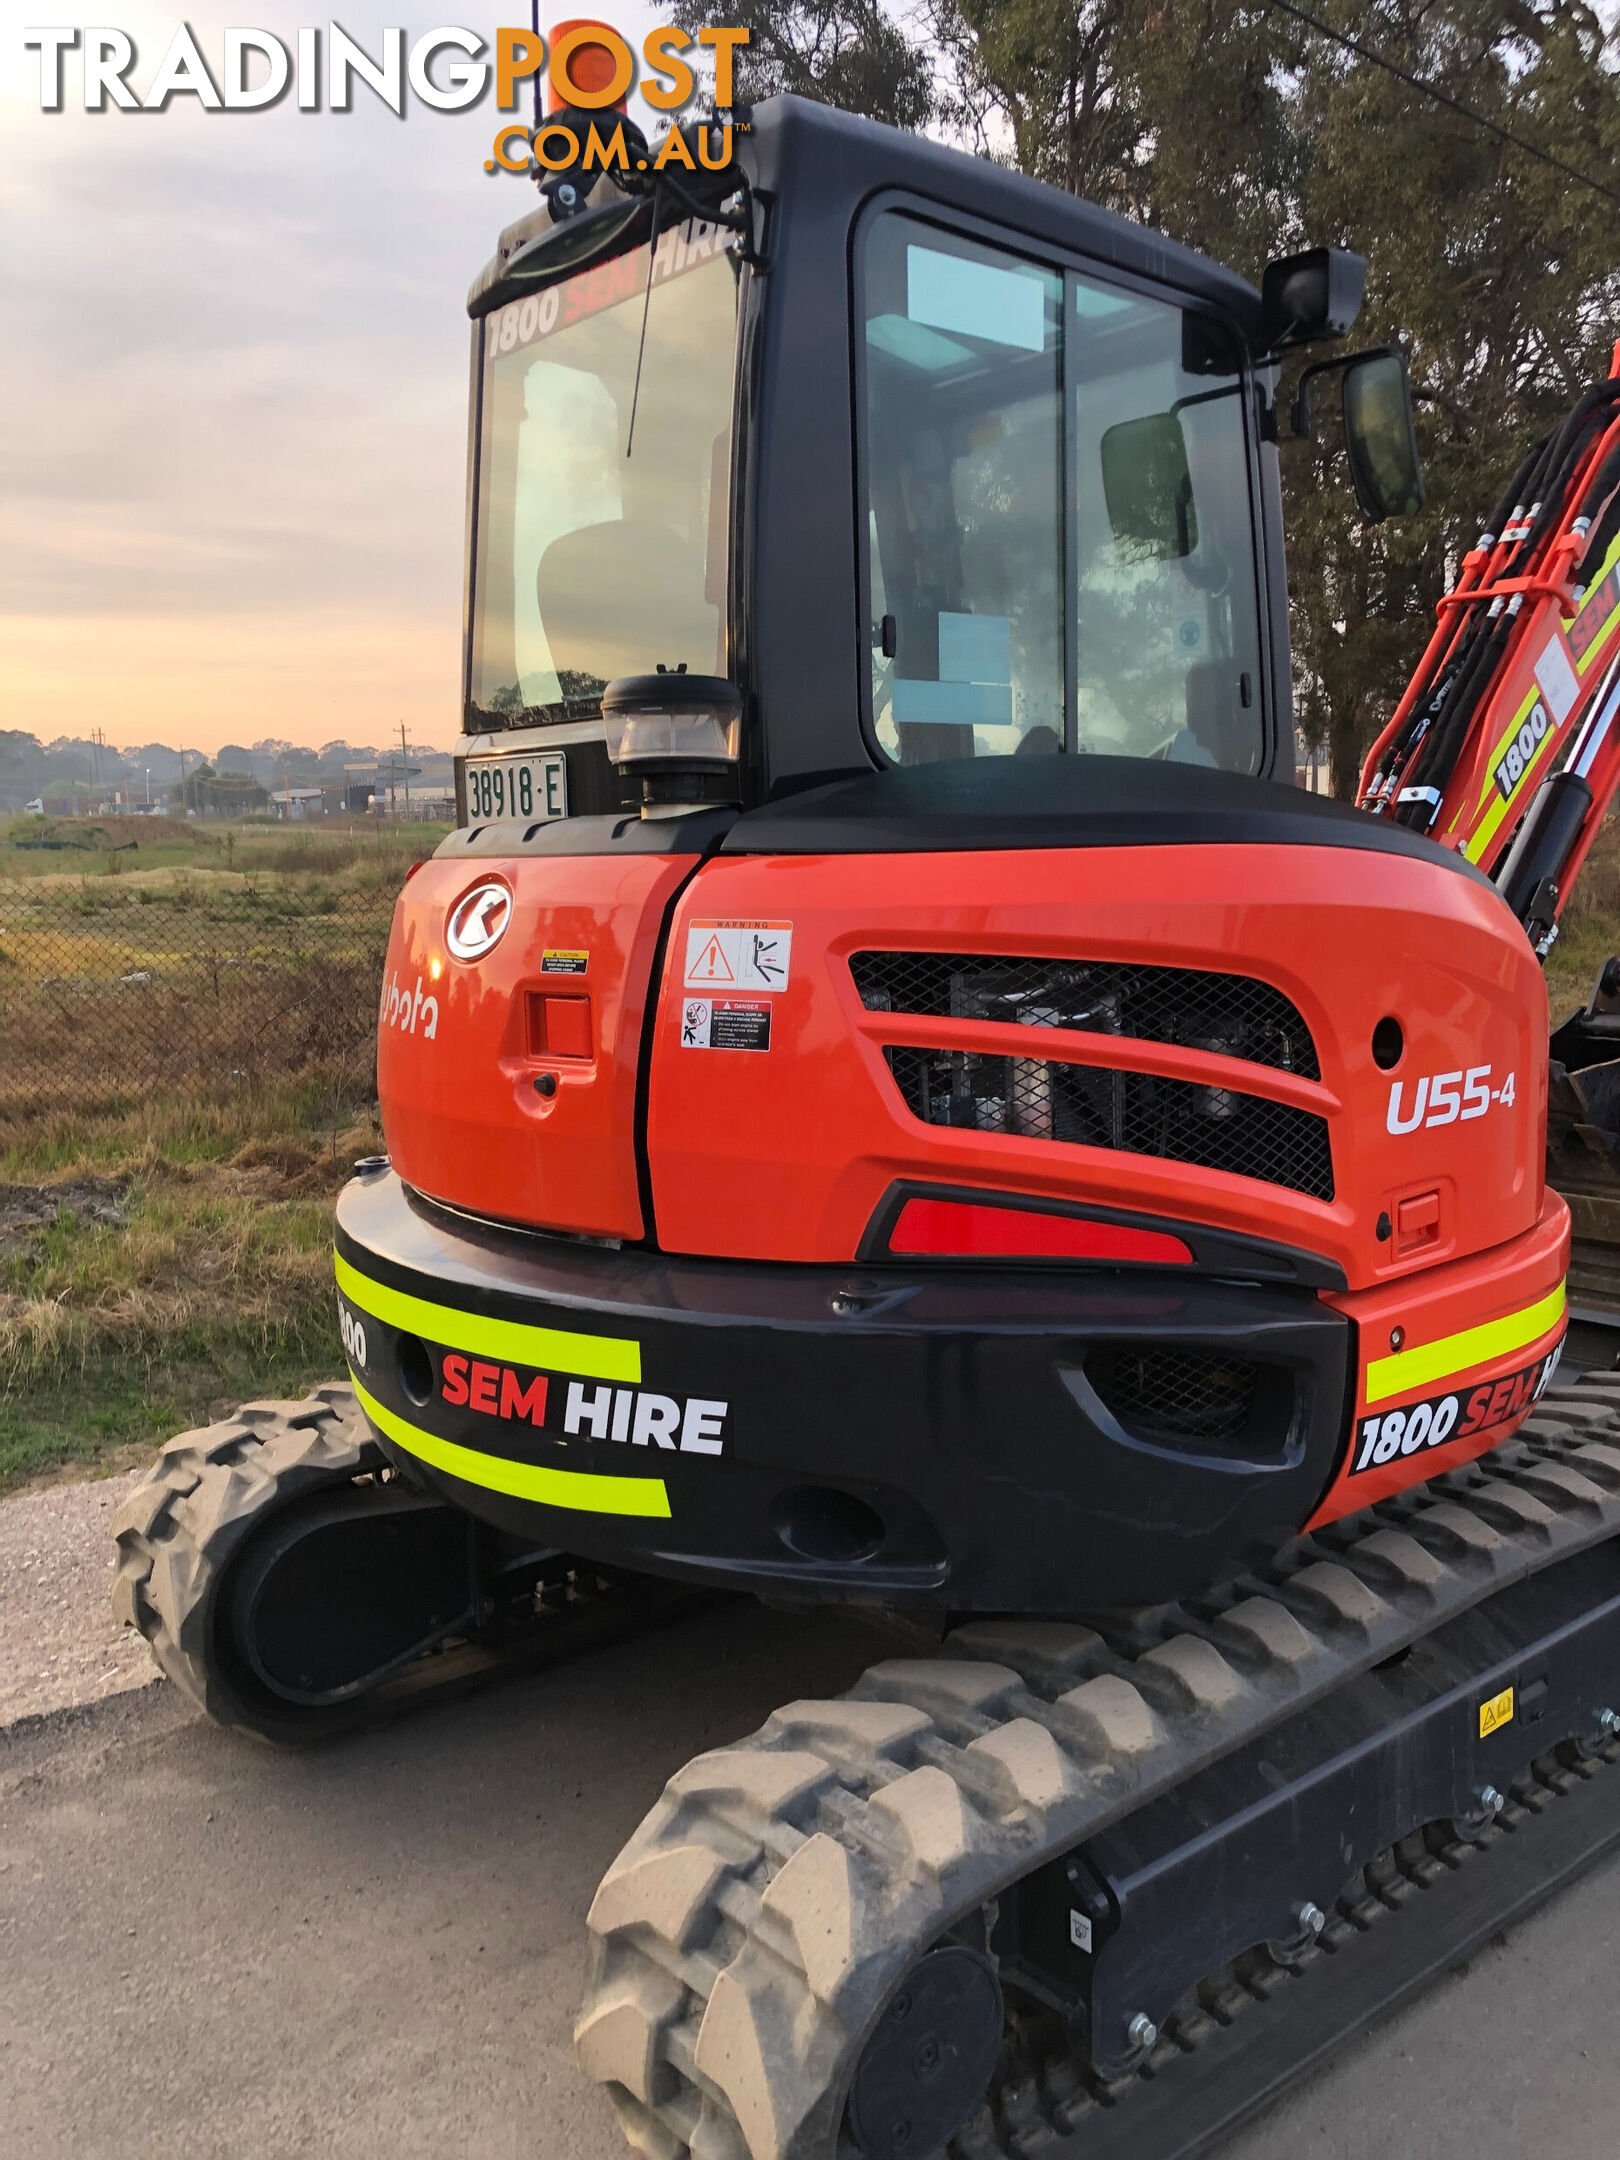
1085;1344;1262;1444
850;952;1320;1081
882;1046;1335;1201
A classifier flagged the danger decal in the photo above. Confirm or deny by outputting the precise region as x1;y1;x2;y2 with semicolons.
682;997;771;1050
440;1354;728;1456
1349;1345;1562;1477
684;919;792;993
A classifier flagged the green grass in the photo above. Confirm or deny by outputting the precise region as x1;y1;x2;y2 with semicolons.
0;1335;346;1491
0;1067;382;1494
0;818;434;1491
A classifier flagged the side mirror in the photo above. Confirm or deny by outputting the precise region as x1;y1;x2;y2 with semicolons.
1260;246;1367;352
1341;348;1425;522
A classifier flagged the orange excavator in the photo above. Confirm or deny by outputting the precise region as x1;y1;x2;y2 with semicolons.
117;76;1620;2160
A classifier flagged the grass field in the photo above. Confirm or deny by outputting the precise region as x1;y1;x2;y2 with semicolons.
0;814;446;1492
4;804;1620;1497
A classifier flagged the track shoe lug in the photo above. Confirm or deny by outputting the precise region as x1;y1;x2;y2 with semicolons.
1139;1635;1249;1716
590;1845;732;1952
1281;1561;1391;1634
1053;1672;1165;1762
763;1699;930;1768
575;1963;688;2104
869;1765;984;1878
966;1719;1081;1816
1211;1596;1317;1672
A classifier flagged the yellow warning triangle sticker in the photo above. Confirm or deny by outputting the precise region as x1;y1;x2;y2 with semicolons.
692;935;734;982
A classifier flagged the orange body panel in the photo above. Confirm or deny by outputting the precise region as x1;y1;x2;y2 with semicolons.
376;851;691;1239
1309;1185;1570;1527
376;826;1562;1526
646;843;1547;1292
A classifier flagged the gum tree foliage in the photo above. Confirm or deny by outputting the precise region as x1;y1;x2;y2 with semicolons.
718;0;1620;794
672;0;936;126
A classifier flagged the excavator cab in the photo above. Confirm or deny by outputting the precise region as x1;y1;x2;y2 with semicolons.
455;99;1404;821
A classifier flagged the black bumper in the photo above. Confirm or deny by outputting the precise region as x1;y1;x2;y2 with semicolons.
333;1171;1353;1611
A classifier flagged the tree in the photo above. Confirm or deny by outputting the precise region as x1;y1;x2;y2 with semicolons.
673;0;936;127
1281;0;1620;793
171;762;270;815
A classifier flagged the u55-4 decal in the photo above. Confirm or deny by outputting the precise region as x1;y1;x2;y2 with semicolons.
1349;1346;1561;1475
1387;1064;1516;1134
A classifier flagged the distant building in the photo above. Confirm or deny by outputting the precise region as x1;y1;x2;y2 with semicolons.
268;786;326;821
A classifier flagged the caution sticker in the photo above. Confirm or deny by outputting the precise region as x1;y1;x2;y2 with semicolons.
542;950;588;975
682;998;771;1051
685;919;793;994
1479;1685;1515;1739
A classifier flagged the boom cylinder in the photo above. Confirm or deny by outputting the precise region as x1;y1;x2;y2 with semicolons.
1496;769;1594;944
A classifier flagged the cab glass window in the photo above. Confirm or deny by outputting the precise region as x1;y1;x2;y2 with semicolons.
860;212;1264;773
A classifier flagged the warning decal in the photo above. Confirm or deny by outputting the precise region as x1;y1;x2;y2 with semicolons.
1478;1685;1515;1739
685;920;793;993
542;950;589;975
682;999;772;1051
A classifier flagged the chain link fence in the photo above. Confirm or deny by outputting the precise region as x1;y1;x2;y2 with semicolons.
0;861;400;1123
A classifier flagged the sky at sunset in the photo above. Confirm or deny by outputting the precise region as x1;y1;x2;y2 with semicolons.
1;4;671;752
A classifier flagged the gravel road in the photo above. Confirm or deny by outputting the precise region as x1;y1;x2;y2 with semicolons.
3;1472;1619;2160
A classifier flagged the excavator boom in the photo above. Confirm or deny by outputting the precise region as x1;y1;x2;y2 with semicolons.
1359;356;1620;955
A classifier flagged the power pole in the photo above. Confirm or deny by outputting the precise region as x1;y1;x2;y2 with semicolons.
400;721;411;816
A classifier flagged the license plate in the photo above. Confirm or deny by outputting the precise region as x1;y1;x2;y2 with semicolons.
463;752;567;825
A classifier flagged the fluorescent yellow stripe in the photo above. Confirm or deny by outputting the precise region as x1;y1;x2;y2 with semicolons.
1474;685;1541;812
1464;789;1509;864
1365;1284;1567;1406
351;1375;671;1518
335;1249;640;1384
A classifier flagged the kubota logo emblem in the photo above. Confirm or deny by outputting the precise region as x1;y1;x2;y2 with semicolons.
446;880;512;962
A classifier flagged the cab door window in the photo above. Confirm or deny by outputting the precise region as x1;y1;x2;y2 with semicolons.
859;211;1265;774
862;216;1063;764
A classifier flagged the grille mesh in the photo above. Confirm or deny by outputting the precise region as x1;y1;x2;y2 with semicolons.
850;952;1319;1080
1086;1345;1262;1442
882;1046;1335;1200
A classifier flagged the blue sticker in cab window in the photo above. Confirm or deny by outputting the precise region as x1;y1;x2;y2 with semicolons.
907;247;1048;353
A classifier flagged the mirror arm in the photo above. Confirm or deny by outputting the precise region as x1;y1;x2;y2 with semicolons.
1289;343;1401;439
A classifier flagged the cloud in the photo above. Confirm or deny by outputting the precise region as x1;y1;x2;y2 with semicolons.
2;3;667;749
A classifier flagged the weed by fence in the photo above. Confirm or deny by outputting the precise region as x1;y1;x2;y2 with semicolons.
0;818;429;1125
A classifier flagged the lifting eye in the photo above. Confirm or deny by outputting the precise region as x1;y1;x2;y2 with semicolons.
1372;1016;1404;1070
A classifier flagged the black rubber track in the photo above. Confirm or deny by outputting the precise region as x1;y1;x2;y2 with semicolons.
576;1374;1620;2160
963;1742;1620;2160
112;1383;716;1744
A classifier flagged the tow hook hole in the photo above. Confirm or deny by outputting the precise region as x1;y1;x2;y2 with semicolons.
396;1333;435;1407
1372;1016;1404;1070
772;1486;885;1564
